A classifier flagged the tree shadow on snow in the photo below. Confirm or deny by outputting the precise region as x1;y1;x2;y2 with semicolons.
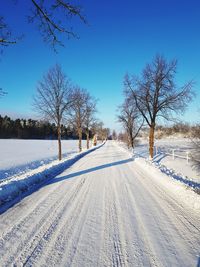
47;158;133;185
0;152;74;181
0;158;133;214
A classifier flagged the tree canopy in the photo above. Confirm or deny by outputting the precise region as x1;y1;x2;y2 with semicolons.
0;1;86;50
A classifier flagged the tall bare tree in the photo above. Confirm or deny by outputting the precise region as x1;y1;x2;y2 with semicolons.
0;1;86;49
118;97;143;148
69;87;90;152
124;55;193;158
84;97;97;149
33;64;72;160
191;124;200;171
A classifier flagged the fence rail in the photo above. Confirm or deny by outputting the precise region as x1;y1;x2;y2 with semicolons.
154;146;193;164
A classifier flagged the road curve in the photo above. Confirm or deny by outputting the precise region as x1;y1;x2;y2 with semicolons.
0;141;199;267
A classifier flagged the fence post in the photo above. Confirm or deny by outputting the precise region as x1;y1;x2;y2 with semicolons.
172;149;175;160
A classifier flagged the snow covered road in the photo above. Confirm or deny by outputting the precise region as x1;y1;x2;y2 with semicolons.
0;141;199;266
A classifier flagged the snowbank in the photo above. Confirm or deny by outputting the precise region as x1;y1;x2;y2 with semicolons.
0;143;105;205
0;139;89;180
115;140;200;211
135;158;200;211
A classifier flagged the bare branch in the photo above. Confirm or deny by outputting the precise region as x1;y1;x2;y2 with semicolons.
29;0;86;49
33;64;72;160
1;1;86;50
68;87;95;151
0;16;17;48
123;54;194;158
118;97;143;148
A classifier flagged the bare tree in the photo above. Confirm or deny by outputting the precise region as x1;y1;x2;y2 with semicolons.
190;124;200;171
124;55;193;158
118;97;143;148
0;1;86;50
69;87;90;152
89;120;110;144
33;64;72;160
90;121;100;145
118;131;128;143
112;130;117;140
96;122;110;142
103;127;110;141
84;97;97;149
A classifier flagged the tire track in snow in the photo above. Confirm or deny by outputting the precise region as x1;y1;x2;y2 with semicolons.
114;167;154;266
41;176;95;267
15;177;88;266
0;157;88;233
0;141;199;266
0;179;74;234
63;175;105;267
123;181;163;267
18;156;103;266
0;176;87;266
131;165;200;262
100;174;129;267
123;174;180;266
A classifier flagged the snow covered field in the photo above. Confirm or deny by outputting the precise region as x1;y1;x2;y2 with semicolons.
0;139;102;204
0;139;89;180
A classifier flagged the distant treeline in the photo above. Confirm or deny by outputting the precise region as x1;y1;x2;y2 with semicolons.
0;115;84;139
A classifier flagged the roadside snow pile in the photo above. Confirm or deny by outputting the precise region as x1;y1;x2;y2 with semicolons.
0;139;88;181
126;137;200;185
135;158;200;211
0;143;104;205
153;160;200;192
115;140;200;211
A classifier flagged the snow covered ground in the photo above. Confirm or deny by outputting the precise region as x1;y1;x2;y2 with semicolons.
0;138;199;206
119;137;200;187
0;141;199;266
0;139;102;204
0;139;89;181
153;138;200;183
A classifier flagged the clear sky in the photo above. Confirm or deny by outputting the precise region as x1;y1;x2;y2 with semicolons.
0;0;200;131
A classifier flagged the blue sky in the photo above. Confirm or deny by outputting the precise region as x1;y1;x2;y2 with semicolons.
0;0;200;131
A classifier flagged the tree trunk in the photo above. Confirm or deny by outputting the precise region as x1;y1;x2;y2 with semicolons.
130;137;134;148
129;130;134;148
149;124;155;159
78;128;82;152
57;124;62;160
86;131;89;149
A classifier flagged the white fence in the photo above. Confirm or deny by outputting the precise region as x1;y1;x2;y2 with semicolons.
154;146;192;164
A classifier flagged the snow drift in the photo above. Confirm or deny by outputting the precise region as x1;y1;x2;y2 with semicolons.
0;143;105;205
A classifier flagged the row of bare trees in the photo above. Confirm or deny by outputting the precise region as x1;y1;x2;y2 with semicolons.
118;55;193;158
33;64;106;161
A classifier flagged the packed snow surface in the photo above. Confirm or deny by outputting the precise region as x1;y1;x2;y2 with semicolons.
0;142;103;204
0;141;199;266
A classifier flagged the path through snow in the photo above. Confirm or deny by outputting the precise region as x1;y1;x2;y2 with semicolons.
0;141;199;266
